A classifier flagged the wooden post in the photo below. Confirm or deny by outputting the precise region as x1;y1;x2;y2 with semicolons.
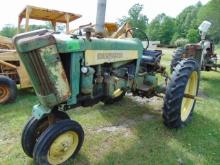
51;21;56;31
17;16;22;34
65;14;70;34
25;7;32;32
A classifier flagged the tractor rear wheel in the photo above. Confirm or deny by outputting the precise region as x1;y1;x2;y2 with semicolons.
21;110;70;158
170;47;185;73
163;59;199;128
0;75;16;104
33;119;84;165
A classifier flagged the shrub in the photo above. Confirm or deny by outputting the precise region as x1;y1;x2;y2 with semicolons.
174;38;189;47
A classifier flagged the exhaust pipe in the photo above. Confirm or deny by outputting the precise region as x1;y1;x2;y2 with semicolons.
95;0;107;34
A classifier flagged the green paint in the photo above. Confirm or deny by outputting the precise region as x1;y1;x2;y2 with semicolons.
81;67;95;94
39;45;71;106
67;52;81;105
82;38;143;76
55;35;143;79
83;38;143;53
37;93;58;108
108;77;127;97
40;45;58;81
40;45;59;82
15;31;145;110
54;34;81;53
135;76;145;90
112;61;133;68
15;36;55;53
32;104;51;119
144;75;158;87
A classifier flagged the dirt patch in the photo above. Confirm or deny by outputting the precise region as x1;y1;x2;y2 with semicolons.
126;93;163;112
126;93;163;105
96;125;128;133
94;113;157;137
94;119;135;137
94;125;133;138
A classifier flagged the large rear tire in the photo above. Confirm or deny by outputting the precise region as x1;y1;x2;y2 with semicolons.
170;47;185;73
163;59;200;128
0;75;16;104
33;119;84;165
21;110;70;158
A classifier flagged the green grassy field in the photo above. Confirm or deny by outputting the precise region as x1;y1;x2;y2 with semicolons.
215;44;220;55
0;48;220;165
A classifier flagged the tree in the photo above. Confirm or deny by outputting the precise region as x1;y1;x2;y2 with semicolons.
118;3;148;40
148;13;175;44
175;2;202;38
187;29;200;43
0;23;52;38
0;24;17;38
197;0;220;43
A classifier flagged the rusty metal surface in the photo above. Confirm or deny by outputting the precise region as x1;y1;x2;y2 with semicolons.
14;29;71;107
184;44;202;58
184;44;202;64
27;50;54;96
24;45;71;107
39;45;71;100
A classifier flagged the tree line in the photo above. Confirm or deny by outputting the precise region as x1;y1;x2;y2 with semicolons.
119;0;220;45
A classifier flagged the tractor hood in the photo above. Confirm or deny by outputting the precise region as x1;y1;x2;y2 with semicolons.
54;33;143;55
14;29;143;56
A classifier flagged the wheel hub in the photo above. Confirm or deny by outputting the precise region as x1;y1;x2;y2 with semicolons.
112;88;123;98
181;71;198;122
47;131;79;164
0;85;9;102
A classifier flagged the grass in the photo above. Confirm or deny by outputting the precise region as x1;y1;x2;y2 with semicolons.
215;44;220;55
0;48;220;165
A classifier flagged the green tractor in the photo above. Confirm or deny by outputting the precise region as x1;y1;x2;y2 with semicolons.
13;0;200;164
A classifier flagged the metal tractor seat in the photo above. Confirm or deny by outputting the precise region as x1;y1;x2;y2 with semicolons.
141;50;162;65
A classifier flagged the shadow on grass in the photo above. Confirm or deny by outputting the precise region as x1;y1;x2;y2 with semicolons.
67;96;220;164
200;75;220;100
95;110;220;164
0;88;36;115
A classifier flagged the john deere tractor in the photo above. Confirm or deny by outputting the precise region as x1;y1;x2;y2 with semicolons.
13;0;200;164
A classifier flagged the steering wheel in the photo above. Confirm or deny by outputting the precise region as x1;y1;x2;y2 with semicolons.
125;28;149;49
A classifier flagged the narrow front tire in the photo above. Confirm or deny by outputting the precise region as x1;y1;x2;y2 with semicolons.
33;119;84;165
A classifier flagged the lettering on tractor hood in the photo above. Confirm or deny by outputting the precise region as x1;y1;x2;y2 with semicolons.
85;50;138;66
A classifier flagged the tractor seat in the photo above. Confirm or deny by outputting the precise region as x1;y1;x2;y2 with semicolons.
140;50;162;65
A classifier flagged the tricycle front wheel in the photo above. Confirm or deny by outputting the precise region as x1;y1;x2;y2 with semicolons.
21;110;70;158
33;119;84;165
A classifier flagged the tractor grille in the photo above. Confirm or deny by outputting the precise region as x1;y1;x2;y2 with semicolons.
14;29;71;107
27;50;54;96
